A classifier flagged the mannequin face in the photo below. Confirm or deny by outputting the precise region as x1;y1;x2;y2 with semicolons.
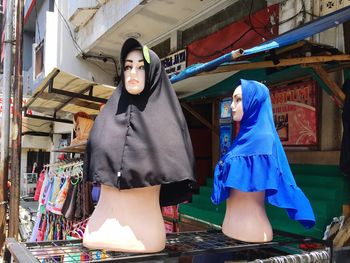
124;50;145;95
231;85;243;121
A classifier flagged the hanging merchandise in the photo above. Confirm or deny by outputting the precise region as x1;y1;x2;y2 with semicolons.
33;169;45;201
219;97;234;158
29;159;94;242
219;124;233;158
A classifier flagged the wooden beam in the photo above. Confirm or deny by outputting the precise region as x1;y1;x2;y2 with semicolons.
310;64;345;106
274;40;306;55
181;102;219;135
204;55;350;74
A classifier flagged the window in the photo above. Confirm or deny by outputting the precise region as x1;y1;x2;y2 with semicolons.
34;41;44;78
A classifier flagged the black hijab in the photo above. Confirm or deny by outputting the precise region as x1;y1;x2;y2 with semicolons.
85;38;196;206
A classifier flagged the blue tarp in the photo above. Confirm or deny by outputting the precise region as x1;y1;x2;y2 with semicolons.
170;5;350;84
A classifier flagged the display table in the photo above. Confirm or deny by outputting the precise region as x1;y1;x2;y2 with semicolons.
5;230;331;262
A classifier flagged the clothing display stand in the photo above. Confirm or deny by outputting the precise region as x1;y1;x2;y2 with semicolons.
5;230;332;262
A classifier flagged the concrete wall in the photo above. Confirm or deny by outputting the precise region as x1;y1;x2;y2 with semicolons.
54;1;114;85
27;0;115;92
74;0;141;54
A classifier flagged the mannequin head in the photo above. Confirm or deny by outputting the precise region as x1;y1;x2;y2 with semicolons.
124;49;145;95
231;85;243;121
73;111;91;134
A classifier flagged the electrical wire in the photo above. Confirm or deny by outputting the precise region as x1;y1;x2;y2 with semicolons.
187;0;319;60
245;0;270;39
53;0;83;54
53;0;119;82
188;28;253;59
188;1;273;60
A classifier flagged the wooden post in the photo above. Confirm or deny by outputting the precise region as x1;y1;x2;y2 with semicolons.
310;64;346;106
9;0;24;239
181;102;219;135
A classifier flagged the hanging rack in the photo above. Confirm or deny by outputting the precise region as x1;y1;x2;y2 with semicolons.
43;159;83;169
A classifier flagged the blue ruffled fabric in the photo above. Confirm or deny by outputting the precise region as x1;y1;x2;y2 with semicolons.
212;154;315;228
211;79;315;229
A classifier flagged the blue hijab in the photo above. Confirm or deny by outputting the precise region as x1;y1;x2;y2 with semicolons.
212;79;315;229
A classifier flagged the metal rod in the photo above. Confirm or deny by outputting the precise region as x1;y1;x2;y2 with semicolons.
49;87;108;104
54;84;95;113
170;49;243;84
5;238;38;263
9;0;24;239
0;0;15;250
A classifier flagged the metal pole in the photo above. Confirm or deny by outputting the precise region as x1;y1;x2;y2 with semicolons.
0;0;15;251
9;0;24;239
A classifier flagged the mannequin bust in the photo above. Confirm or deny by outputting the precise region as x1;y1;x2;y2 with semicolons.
223;190;272;242
83;185;165;252
83;49;166;252
222;85;272;242
83;38;196;252
212;80;315;243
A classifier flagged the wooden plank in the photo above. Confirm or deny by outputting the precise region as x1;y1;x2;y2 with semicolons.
204;55;350;74
310;64;346;106
31;92;101;111
53;142;87;153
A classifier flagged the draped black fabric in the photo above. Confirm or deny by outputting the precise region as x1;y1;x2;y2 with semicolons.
84;38;197;206
340;78;350;176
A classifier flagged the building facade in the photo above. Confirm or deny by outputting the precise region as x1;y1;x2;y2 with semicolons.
18;0;349;193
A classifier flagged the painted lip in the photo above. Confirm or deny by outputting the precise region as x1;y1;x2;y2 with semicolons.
128;79;139;85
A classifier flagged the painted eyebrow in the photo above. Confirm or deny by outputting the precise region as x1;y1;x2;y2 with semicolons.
233;94;242;99
125;59;144;63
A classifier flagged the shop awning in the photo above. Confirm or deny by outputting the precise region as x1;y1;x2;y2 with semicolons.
170;5;350;108
24;67;238;122
170;5;350;84
184;62;349;102
24;68;116;123
173;71;238;98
